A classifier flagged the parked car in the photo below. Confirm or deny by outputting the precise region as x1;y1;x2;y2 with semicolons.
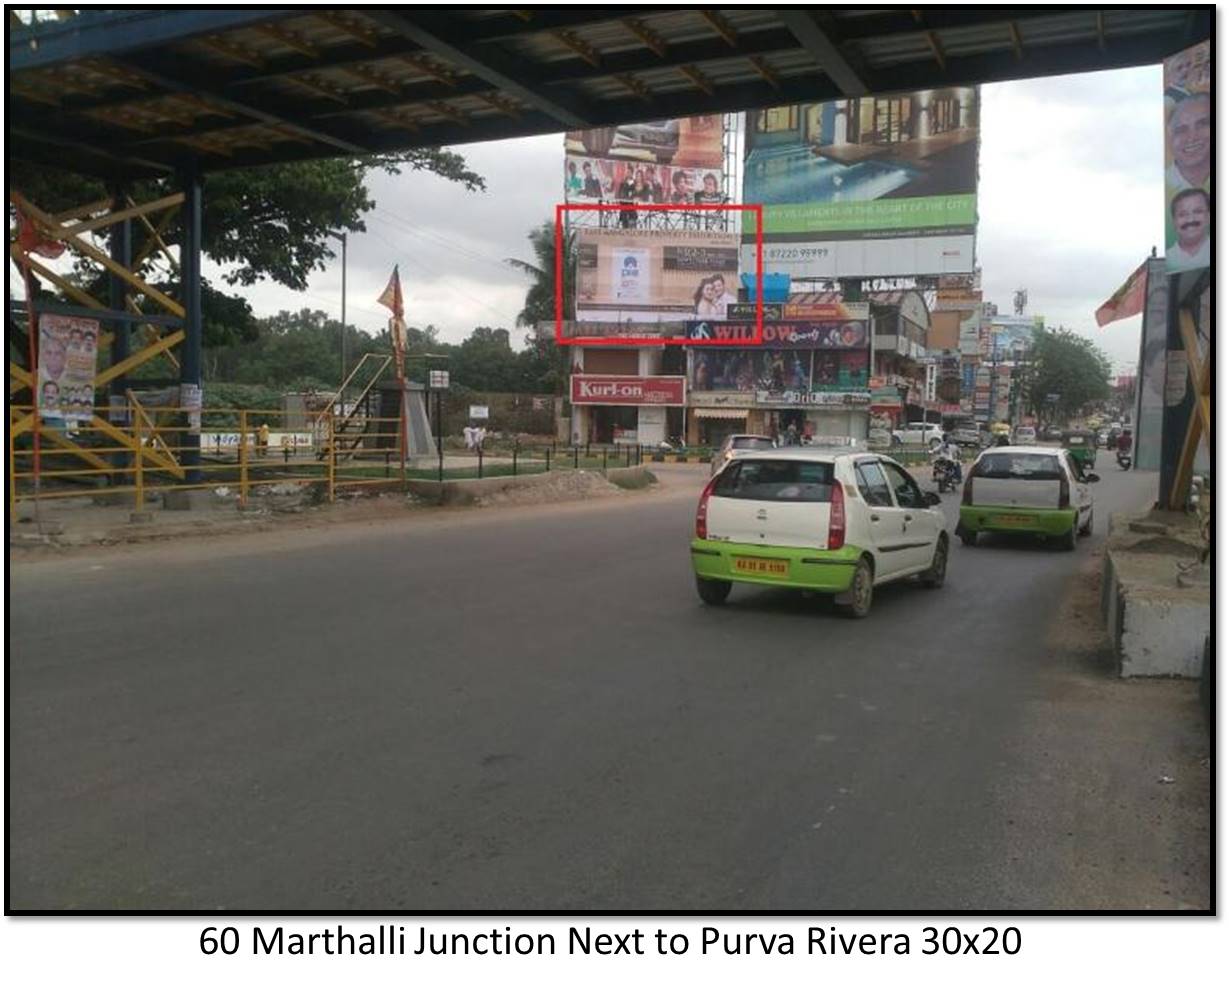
691;449;948;618
1043;425;1064;441
957;446;1098;550
1012;425;1037;445
709;434;776;475
950;424;984;448
891;421;944;450
1096;430;1109;448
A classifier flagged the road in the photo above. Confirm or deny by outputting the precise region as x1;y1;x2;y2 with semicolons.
8;450;1209;910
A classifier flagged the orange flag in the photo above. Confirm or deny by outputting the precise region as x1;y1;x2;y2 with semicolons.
376;265;403;321
1095;260;1147;327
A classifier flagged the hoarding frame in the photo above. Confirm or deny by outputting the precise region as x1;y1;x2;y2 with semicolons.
555;202;763;347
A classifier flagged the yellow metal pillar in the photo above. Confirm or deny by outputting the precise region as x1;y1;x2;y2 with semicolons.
238;410;249;507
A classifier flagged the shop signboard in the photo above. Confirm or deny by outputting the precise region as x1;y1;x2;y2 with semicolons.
742;88;980;278
576;228;739;323
727;302;783;321
564;115;725;204
569;374;686;406
1162;41;1210;274
782;301;870;321
755;389;871;407
685;320;868;348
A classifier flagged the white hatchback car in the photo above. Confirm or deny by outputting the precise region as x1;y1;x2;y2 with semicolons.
709;433;776;475
691;448;949;618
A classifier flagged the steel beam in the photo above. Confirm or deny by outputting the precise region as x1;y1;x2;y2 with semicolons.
8;9;300;71
776;9;870;95
365;11;595;129
179;169;203;482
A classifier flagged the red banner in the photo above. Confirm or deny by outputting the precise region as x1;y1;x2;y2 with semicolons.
570;375;686;406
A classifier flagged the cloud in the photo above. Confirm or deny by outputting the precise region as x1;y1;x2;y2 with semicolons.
227;65;1166;372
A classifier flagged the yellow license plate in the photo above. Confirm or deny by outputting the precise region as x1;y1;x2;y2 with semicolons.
993;514;1035;525
733;557;789;576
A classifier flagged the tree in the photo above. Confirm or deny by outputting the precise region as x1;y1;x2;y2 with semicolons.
9;150;484;346
1021;328;1111;423
506;220;576;327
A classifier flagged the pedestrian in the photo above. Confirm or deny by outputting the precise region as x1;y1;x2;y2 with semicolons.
786;422;798;446
258;421;269;456
463;425;474;449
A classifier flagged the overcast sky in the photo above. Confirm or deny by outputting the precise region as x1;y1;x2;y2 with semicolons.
217;65;1164;374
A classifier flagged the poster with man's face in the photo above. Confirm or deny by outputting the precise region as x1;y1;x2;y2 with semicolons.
37;314;99;424
1163;41;1211;273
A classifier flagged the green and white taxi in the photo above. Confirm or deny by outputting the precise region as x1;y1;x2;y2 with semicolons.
957;446;1098;550
690;448;948;618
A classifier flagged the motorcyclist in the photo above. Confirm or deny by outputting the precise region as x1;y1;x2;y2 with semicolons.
938;433;963;483
1116;428;1133;463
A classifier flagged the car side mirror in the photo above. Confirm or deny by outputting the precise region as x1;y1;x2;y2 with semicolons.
925;491;942;506
1085;473;1100;483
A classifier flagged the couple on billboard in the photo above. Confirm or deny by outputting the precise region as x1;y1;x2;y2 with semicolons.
691;274;737;319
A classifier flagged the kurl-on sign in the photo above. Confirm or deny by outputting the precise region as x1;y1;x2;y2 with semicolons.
570;375;687;406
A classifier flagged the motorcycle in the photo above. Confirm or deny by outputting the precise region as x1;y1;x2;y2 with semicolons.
932;456;961;493
1117;450;1132;470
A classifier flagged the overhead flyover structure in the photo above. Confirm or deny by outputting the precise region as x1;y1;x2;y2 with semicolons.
6;7;1213;485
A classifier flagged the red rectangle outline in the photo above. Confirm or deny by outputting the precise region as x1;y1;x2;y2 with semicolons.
555;202;763;348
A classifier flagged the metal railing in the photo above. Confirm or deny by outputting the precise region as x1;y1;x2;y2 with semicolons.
7;405;659;521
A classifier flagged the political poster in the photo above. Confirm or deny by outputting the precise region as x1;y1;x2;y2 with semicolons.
742;88;980;278
1163;41;1211;273
37;314;99;425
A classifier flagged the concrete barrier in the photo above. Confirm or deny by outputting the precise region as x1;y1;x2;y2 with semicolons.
1101;511;1210;678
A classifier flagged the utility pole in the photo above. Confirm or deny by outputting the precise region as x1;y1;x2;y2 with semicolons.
329;230;348;394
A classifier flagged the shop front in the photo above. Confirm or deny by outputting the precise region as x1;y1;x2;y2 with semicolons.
685;310;872;445
569;373;686;444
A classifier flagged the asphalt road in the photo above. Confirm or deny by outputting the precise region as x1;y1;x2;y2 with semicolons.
8;450;1207;910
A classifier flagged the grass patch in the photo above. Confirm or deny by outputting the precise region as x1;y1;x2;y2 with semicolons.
608;469;656;490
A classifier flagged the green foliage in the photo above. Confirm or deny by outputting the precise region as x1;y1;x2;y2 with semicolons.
1021;328;1112;421
506;221;576;327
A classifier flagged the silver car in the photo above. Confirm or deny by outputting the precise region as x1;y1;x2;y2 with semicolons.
710;434;776;475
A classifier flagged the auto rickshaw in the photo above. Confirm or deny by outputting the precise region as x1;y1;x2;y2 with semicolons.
1062;430;1097;472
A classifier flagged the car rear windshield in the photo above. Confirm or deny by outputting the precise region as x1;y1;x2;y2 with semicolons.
731;437;774;450
973;452;1063;480
712;459;834;502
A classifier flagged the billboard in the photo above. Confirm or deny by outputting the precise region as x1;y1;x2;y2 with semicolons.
685;320;868;348
1163;41;1210;273
742;88;979;278
690;348;868;395
576;227;740;323
565;116;725;204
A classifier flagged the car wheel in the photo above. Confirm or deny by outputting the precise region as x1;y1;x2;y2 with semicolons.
696;576;732;606
837;558;874;618
921;535;948;588
928;437;942;451
891;435;902;446
1079;508;1094;537
959;528;978;547
1060;517;1078;551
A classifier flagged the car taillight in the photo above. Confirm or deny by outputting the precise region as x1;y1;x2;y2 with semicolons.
695;476;719;539
962;472;974;505
827;481;846;550
1058;474;1070;508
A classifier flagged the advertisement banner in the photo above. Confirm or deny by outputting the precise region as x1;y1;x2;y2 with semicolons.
1163;41;1210;274
569;375;686;406
565;115;725;204
576;228;739;323
742;88;979;278
691;348;868;394
685;320;868;348
37;314;99;425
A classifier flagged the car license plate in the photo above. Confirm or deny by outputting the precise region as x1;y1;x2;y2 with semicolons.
993;514;1034;525
733;556;789;577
